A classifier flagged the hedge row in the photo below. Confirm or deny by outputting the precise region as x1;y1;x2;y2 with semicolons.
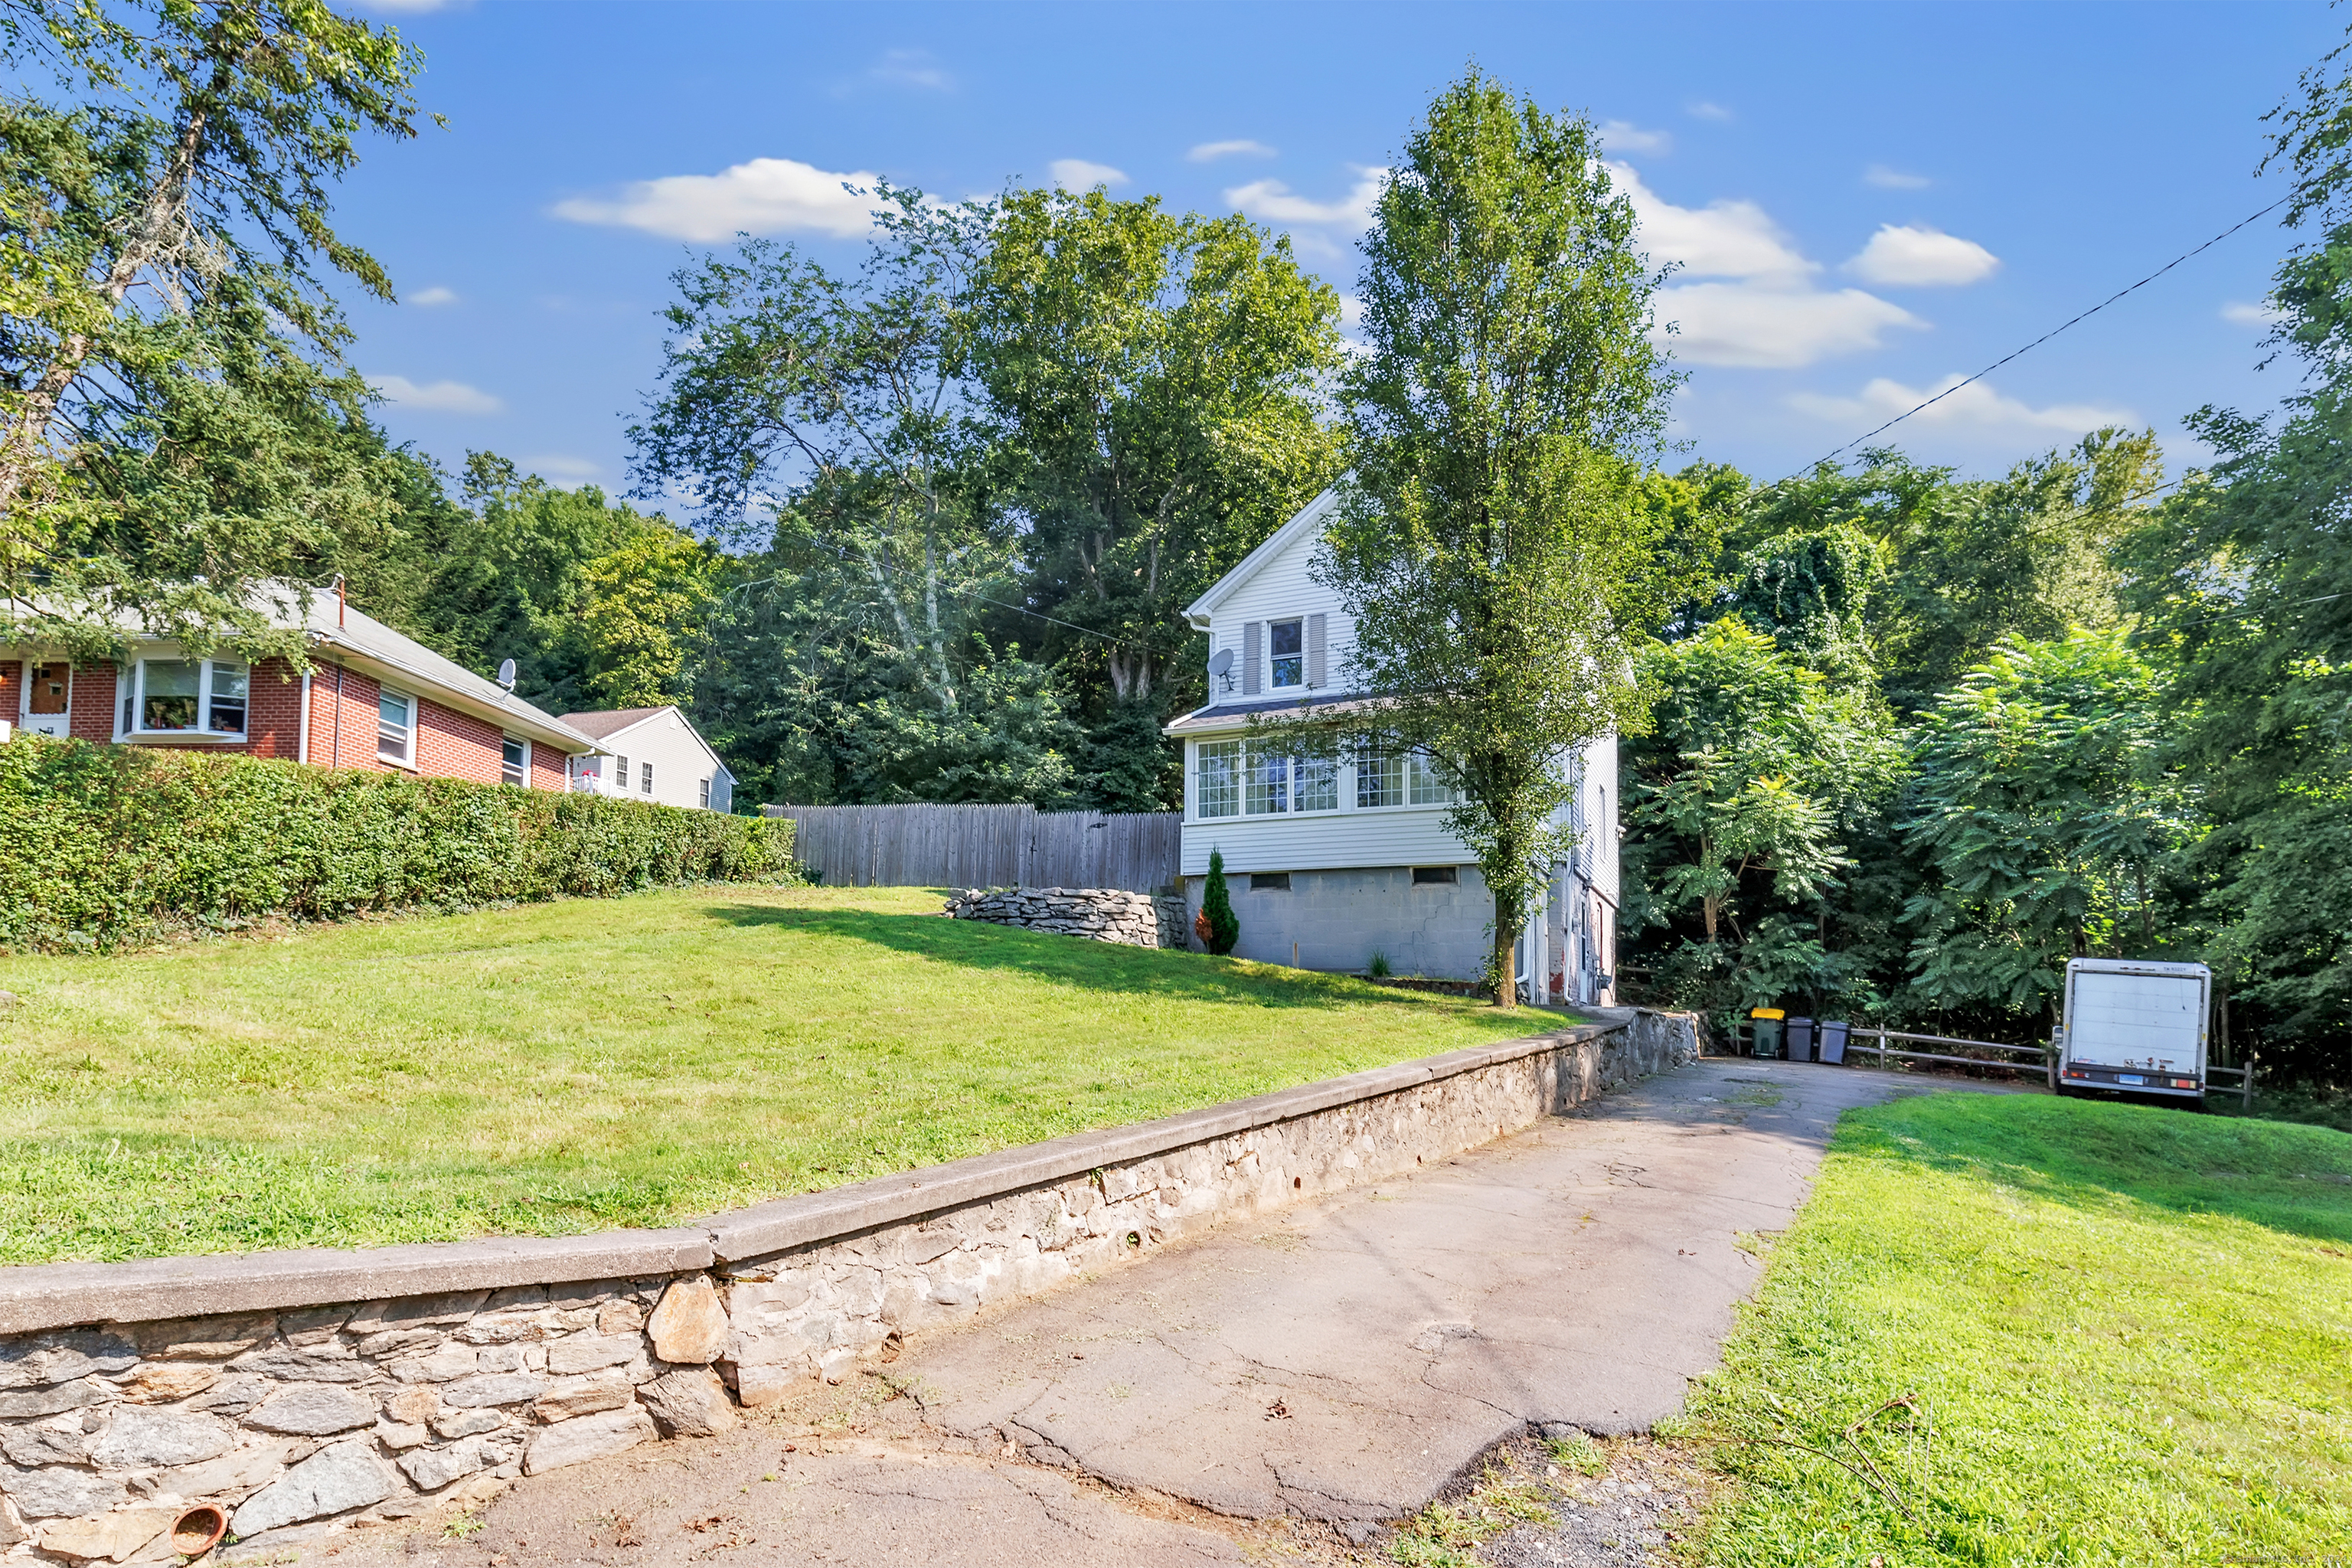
0;737;793;950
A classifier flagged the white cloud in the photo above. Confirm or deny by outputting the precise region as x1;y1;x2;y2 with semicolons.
371;375;502;414
1226;168;1386;229
552;157;880;241
1050;158;1129;191
868;49;950;90
2222;300;2282;328
1610;162;1811;282
521;454;601;482
1846;224;1999;287
1655;283;1923;368
1687;101;1734;122
1188;139;1276;162
407;286;458;308
1789;374;2135;438
1864;163;1932;191
1616;164;1923;368
1599;119;1672;155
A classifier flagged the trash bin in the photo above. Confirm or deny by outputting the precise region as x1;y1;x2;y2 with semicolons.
1818;1020;1850;1064
1749;1008;1784;1060
1787;1017;1816;1062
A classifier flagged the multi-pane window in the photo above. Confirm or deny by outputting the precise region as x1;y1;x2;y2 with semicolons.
1407;750;1458;805
616;755;629;795
378;689;414;764
698;776;712;809
1244;742;1289;815
640;760;655;795
1295;750;1338;812
1269;619;1304;688
1196;740;1240;818
501;736;528;787
1355;742;1403;808
119;658;250;736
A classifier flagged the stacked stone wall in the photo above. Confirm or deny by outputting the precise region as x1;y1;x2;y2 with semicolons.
0;1011;1699;1563
943;887;1187;949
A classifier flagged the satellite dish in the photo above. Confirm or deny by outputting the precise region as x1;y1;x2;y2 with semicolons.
1208;647;1235;691
495;658;518;691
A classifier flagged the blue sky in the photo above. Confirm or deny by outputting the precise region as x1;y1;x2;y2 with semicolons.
338;0;2336;508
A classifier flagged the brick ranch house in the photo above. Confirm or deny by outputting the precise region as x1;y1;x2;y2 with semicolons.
0;583;604;788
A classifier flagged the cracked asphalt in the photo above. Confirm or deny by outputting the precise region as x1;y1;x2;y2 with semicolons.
312;1057;2001;1568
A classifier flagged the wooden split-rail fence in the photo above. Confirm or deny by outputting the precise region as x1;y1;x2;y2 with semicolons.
761;803;1182;893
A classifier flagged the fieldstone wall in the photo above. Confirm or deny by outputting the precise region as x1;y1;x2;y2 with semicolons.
943;887;1187;949
0;1011;1699;1564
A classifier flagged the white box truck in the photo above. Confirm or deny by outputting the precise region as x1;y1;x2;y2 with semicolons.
2055;958;2210;1101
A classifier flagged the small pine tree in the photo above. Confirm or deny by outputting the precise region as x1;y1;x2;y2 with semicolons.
1200;848;1241;956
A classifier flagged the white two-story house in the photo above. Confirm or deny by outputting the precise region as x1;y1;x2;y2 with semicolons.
1165;489;1619;1003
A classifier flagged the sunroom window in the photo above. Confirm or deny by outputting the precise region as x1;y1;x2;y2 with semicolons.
119;658;250;737
1196;740;1240;819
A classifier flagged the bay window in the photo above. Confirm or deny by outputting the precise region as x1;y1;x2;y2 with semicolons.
116;657;250;737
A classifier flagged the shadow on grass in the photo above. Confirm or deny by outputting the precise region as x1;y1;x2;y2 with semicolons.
1848;1091;2352;1247
697;902;1471;1014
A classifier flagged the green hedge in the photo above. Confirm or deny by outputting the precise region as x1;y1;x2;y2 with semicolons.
0;737;792;949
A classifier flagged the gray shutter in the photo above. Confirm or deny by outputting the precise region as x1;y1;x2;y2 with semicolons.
1243;621;1263;695
1307;613;1327;688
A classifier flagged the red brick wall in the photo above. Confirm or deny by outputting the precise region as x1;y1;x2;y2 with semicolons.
243;657;303;760
0;660;18;725
305;663;386;773
68;664;116;742
531;742;568;793
413;694;502;786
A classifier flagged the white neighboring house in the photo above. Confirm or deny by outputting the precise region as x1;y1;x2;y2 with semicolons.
1165;489;1620;1002
557;706;736;812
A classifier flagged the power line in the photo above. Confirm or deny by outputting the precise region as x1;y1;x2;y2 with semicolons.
1788;197;2292;482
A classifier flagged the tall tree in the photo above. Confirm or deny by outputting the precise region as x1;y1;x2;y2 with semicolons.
0;0;424;654
1318;69;1687;1004
966;186;1345;805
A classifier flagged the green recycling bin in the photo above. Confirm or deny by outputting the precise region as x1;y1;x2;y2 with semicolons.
1750;1015;1784;1058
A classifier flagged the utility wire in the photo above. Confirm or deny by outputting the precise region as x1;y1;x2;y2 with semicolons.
1788;198;2291;481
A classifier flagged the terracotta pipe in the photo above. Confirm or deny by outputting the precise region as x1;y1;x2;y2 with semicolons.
171;1504;227;1557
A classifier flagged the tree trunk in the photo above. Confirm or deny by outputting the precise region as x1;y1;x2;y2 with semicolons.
1491;884;1518;1008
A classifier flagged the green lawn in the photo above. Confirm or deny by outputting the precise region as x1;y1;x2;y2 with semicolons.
1682;1092;2352;1566
0;885;1555;1266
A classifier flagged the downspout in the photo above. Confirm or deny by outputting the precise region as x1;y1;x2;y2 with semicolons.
331;663;345;768
296;652;312;765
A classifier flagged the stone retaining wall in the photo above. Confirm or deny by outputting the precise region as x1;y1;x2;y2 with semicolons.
942;887;1187;949
0;1011;1698;1564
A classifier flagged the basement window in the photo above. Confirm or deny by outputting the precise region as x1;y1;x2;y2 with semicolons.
1250;872;1292;892
1411;866;1459;887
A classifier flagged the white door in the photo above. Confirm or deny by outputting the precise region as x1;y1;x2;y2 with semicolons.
21;661;70;737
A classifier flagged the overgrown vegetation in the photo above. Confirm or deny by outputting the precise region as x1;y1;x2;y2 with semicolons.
1683;1092;2352;1565
0;884;1557;1263
0;735;789;949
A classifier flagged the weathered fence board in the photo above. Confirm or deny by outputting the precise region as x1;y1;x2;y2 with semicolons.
762;803;1181;892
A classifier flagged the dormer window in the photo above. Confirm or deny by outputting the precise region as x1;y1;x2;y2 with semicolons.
1270;619;1304;688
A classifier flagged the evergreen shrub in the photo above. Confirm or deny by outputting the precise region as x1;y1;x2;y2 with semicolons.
1200;848;1240;956
0;737;792;950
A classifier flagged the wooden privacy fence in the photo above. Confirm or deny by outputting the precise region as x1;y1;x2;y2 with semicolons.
761;803;1181;892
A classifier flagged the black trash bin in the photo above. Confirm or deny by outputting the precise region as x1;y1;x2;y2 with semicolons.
1818;1020;1851;1064
1787;1017;1816;1062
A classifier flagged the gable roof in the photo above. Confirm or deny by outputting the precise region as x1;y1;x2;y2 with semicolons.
286;593;599;753
556;704;734;780
1181;488;1341;629
557;707;670;742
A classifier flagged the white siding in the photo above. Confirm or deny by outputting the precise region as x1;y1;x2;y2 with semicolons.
1201;524;1358;708
1181;803;1472;877
570;708;733;812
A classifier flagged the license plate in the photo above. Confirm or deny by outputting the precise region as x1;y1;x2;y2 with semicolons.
2117;1074;2145;1086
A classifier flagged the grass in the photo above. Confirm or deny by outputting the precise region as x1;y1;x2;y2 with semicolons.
1681;1091;2352;1566
0;884;1562;1265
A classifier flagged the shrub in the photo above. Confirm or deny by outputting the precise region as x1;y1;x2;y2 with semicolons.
1200;848;1240;956
0;737;793;950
